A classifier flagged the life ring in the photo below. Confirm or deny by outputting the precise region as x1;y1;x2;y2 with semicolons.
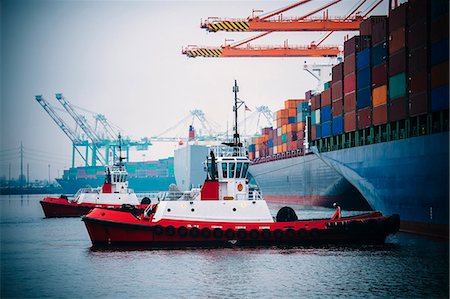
236;229;247;239
297;228;307;238
201;228;211;238
285;228;296;239
165;225;175;236
249;229;259;240
212;228;223;239
273;229;283;239
153;225;163;235
177;226;188;237
225;229;235;239
189;227;200;238
261;229;271;239
237;183;243;192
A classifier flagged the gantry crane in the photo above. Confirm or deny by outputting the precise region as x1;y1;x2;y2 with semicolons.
201;0;363;32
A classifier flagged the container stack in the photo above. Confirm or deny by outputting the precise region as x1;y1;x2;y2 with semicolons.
320;82;332;138
430;0;449;113
343;36;358;132
311;94;321;140
332;63;344;136
389;3;409;121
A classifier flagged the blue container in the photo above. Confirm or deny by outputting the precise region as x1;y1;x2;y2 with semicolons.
321;121;332;138
248;144;255;152
357;67;371;90
432;86;449;111
288;117;297;124
315;124;321;139
332;116;344;135
431;0;449;19
357;86;371;109
357;48;371;70
431;39;449;66
320;105;332;122
268;139;273;148
372;42;387;66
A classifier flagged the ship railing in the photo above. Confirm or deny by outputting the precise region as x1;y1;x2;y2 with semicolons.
153;189;201;201
249;190;263;201
209;145;247;158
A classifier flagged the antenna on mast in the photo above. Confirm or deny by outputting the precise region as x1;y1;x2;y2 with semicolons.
233;80;241;146
118;133;124;165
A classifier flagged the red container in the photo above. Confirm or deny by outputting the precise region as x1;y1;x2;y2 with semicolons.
372;63;388;87
409;47;428;75
389;27;406;54
297;130;305;140
321;88;332;107
305;90;312;101
344;111;356;132
332;62;344;81
344;35;371;57
389;49;407;76
431;61;449;88
332;99;343;117
409;92;428;117
360;16;387;35
357;107;371;129
344;91;357;113
311;126;317;140
332;81;343;101
344;73;356;94
431;14;449;43
408;20;428;50
372;104;388;125
344;54;356;75
409;72;428;94
389;3;408;32
372;17;389;45
389;96;407;121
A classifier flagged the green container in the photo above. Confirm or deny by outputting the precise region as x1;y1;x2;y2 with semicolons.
389;72;407;100
282;134;287;143
311;111;316;124
324;81;330;90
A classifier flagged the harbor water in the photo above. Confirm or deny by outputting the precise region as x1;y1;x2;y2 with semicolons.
1;195;448;298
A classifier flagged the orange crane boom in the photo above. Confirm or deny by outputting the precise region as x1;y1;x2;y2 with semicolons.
182;44;340;58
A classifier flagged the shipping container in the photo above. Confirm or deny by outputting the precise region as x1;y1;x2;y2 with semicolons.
332;62;344;81
357;67;371;90
344;53;356;75
431;0;449;19
389;73;407;99
332;99;343;117
288;117;297;124
389;96;407;121
409;47;428;75
431;38;449;66
344;91;356;113
344;73;356;94
372;104;388;125
431;14;449;43
305;90;312;101
321;88;332;107
282;134;287;143
288;108;297;117
372;16;389;45
431;61;449;88
409;92;428;117
344;111;356;132
357;86;371;109
409;72;428;94
431;86;449;111
372;85;387;107
331;81;343;101
408;20;428;50
372;63;388;87
324;81;331;90
311;111;316;125
371;42;388;66
315;109;321;124
344;35;371;57
358;107;372;129
389;3;408;32
321;105;332;122
357;48;371;70
389;49;407;76
332;116;344;135
408;0;429;24
321;121;332;138
389;27;406;54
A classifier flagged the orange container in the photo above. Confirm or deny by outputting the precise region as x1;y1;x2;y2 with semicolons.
278;109;288;118
284;99;304;109
287;123;297;133
277;118;288;127
282;143;287;152
288;108;297;117
297;122;305;131
282;124;287;134
372;85;387;107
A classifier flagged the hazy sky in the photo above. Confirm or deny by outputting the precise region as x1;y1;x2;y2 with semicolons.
1;0;389;180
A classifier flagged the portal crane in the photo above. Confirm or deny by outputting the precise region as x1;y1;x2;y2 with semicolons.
94;114;118;141
55;93;107;166
35;95;88;166
201;0;363;32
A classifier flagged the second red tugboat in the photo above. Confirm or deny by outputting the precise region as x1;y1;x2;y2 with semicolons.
82;81;400;247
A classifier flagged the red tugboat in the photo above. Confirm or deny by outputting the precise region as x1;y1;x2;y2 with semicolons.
40;136;149;217
82;81;400;247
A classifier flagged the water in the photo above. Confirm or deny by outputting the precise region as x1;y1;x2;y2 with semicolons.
1;195;448;298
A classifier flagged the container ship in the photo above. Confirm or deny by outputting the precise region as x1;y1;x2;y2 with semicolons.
248;0;449;237
57;158;176;194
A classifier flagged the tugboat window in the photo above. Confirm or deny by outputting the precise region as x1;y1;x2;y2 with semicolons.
242;163;249;178
229;163;235;178
222;163;228;178
236;162;242;178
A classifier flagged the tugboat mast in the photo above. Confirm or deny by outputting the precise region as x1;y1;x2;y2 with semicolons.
232;80;243;147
